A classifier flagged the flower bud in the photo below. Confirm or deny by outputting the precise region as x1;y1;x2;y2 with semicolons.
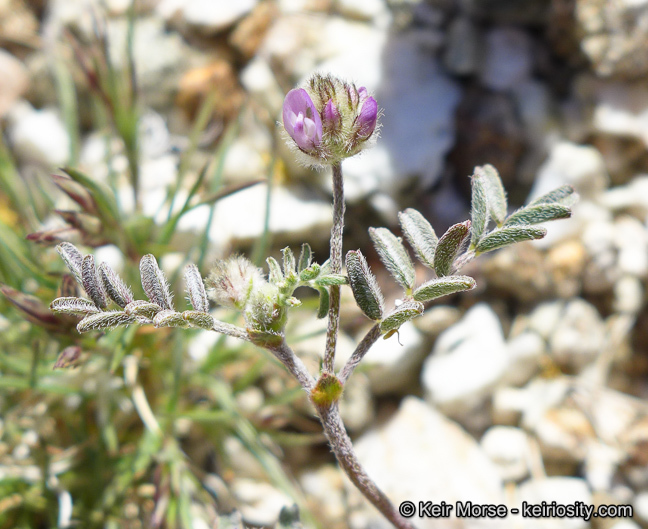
281;74;380;166
355;96;378;140
206;256;262;310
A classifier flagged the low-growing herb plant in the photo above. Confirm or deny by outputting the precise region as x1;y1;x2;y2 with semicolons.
50;74;576;529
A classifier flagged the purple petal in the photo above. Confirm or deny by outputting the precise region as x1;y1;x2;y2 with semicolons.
282;88;322;151
323;99;340;127
356;96;378;138
358;86;368;101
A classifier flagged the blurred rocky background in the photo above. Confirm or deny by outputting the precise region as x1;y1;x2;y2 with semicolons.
0;0;647;528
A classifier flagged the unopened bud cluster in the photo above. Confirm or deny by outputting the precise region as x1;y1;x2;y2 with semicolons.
282;74;379;166
207;245;347;346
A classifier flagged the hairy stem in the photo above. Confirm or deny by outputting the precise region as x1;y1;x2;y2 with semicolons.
268;340;316;392
339;323;381;384
324;162;345;374
212;320;251;342
315;403;417;529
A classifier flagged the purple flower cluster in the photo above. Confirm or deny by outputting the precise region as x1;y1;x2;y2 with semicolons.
281;75;379;165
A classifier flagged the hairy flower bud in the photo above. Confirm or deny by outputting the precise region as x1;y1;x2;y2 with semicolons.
206;256;262;310
281;74;379;166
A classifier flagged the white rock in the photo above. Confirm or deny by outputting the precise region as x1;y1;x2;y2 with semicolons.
526;142;609;248
480;426;530;481
224;437;268;481
517;378;571;431
339;373;374;432
592;80;648;147
230;479;293;527
262;15;384;87
287;314;356;368
334;0;389;21
502;331;545;386
138;111;171;160
515;477;592;529
583;440;624;491
222;139;267;183
9;105;70;167
422;303;507;416
492;386;531;424
548;299;604;372
300;466;346;524
373;32;461;190
107;17;189;108
635;491;648;524
614;274;644;314
601;175;648;211
528;141;608;202
609;521;641;529
570;384;645;447
413;305;461;336
349;397;504;529
235;387;265;416
0;49;28;117
104;0;131;15
140;154;178;194
363;321;427;395
177;183;332;248
613;215;648;277
479;27;533;91
240;57;285;116
182;0;257;33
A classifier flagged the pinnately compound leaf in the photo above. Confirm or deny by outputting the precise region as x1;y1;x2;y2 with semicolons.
369;227;415;291
184;264;209;313
345;250;384;321
478;165;507;226
99;262;133;308
82;255;108;309
398;209;437;269
50;297;102;316
183;310;215;329
470;169;490;248
77;311;135;333
503;204;572;227
56;242;84;285
379;300;424;335
298;243;313;272
475;226;546;254
434;221;470;277
140;254;174;310
528;184;577;207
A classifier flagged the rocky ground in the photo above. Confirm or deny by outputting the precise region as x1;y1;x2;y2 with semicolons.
1;0;648;528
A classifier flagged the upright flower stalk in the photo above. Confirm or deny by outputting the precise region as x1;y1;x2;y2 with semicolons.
279;75;418;529
323;162;344;374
